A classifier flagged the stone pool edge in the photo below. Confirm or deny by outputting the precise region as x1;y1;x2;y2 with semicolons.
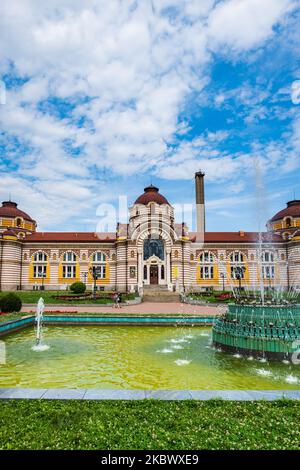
1;388;300;401
0;315;216;337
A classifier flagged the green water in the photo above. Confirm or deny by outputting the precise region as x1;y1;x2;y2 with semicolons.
1;326;300;389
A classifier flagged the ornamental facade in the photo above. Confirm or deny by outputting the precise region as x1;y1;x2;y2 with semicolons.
0;175;300;293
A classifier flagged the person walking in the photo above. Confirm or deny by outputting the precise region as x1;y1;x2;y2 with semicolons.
118;292;122;309
112;292;119;309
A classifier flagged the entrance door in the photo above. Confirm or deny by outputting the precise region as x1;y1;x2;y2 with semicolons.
150;265;159;285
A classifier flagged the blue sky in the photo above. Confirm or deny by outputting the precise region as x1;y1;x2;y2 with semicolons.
0;0;300;233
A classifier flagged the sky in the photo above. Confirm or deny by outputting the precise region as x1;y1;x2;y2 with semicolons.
0;0;300;233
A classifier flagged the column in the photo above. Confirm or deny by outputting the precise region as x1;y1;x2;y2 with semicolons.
166;249;171;290
138;249;143;289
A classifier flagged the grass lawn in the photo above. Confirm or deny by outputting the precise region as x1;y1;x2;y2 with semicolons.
0;291;137;305
189;294;232;303
0;313;28;323
0;400;300;450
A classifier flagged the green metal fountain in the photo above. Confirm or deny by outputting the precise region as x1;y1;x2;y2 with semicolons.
212;300;300;360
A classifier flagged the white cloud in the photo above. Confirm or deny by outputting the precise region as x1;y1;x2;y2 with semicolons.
208;0;293;52
0;0;298;230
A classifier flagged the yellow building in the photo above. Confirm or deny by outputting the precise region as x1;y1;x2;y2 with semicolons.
0;175;300;293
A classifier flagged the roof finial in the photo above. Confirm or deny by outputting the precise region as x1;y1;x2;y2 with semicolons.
9;192;11;202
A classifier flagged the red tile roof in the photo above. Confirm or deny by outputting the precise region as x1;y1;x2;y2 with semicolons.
270;200;300;222
23;230;283;244
189;232;283;243
0;201;35;223
24;232;116;243
135;185;170;205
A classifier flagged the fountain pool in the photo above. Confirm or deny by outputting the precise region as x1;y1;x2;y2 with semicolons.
1;325;300;390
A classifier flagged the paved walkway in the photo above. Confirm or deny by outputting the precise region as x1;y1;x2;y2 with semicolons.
1;388;300;400
22;302;225;316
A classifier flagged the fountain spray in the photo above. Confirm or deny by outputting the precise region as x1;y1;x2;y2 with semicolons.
31;297;49;352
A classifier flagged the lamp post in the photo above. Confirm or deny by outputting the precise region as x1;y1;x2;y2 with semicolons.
89;267;99;301
234;266;245;293
82;271;88;287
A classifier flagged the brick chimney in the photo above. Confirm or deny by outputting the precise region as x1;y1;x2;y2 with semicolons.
195;171;205;233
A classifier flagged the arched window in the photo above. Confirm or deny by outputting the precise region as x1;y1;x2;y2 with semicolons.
15;217;22;227
229;251;246;280
199;251;215;279
33;251;48;278
200;251;214;263
91;251;106;279
261;251;275;280
34;251;48;263
144;238;164;260
261;251;274;263
63;251;77;263
144;265;148;280
62;251;77;278
286;217;292;228
92;251;106;263
161;265;165;280
230;251;245;263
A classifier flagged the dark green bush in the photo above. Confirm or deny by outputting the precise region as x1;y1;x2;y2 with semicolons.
69;282;86;294
0;293;22;313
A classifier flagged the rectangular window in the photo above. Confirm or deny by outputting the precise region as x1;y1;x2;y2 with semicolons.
63;265;76;278
231;266;245;280
130;266;136;279
94;265;106;279
100;265;106;279
33;265;46;278
262;266;275;279
200;266;214;279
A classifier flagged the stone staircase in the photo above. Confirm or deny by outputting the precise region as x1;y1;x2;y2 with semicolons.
142;285;180;303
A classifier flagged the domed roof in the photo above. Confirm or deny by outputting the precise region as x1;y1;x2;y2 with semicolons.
0;201;35;223
270;200;300;222
134;185;170;205
2;229;17;238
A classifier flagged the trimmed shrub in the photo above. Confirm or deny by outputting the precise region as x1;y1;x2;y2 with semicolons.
70;282;86;294
0;293;22;313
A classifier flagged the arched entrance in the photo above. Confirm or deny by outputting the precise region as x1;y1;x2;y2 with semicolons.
132;225;176;291
143;237;166;286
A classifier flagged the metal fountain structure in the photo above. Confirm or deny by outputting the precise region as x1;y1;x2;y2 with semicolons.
212;240;300;361
213;165;300;361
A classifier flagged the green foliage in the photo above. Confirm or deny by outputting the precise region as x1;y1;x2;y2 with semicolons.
0;293;22;313
69;282;87;294
0;400;300;450
0;291;138;305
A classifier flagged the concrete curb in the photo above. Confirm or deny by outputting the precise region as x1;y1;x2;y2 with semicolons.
1;388;300;401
